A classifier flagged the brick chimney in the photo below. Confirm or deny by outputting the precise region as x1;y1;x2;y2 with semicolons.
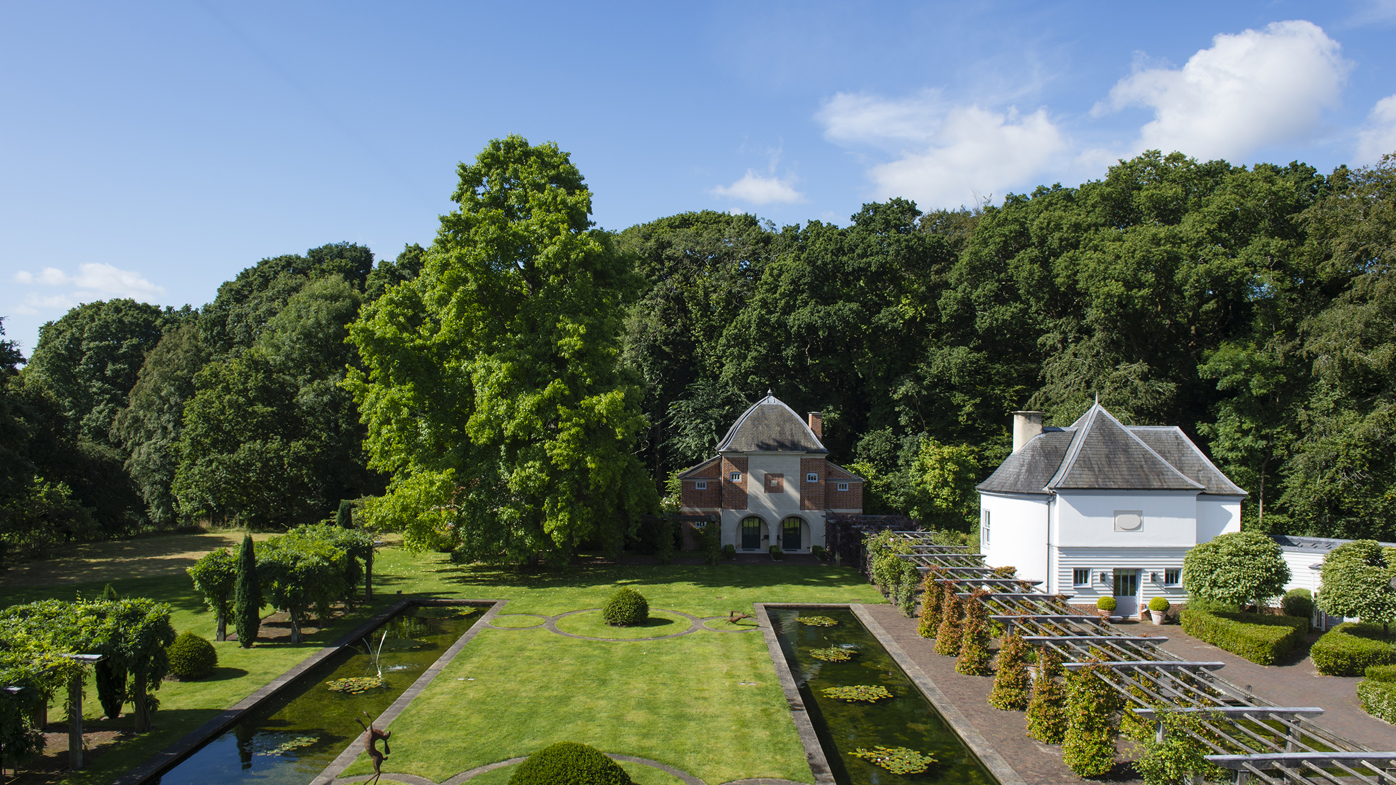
1012;411;1044;453
808;412;823;440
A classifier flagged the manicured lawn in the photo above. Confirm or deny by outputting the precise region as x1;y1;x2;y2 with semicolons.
3;540;884;784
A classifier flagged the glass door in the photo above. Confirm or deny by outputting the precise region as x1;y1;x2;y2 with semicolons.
1112;569;1140;617
741;517;762;550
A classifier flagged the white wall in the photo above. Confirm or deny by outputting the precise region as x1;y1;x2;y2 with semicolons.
1054;546;1191;611
1280;550;1324;594
1053;491;1200;549
1196;497;1243;543
980;493;1051;586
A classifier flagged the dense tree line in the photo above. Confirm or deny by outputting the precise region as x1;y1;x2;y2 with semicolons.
2;143;1393;558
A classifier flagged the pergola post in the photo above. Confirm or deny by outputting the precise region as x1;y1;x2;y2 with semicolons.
61;654;101;771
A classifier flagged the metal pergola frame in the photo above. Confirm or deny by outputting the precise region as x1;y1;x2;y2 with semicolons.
888;532;1396;785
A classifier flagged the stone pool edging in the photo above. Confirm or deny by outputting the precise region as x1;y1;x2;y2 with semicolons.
310;599;507;785
850;604;1025;785
110;598;499;785
753;602;844;785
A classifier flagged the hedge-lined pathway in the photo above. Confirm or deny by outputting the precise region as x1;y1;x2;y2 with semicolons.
484;609;760;641
1152;621;1394;748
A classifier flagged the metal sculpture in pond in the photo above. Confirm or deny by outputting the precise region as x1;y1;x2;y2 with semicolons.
355;712;392;785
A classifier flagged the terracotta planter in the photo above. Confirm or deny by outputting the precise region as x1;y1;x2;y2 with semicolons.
1149;610;1166;625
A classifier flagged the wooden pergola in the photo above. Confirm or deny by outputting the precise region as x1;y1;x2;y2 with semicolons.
891;533;1396;785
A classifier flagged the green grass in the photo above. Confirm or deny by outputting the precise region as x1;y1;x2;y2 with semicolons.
553;609;693;638
5;543;884;784
490;613;548;628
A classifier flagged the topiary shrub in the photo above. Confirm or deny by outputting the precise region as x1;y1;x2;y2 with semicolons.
508;741;633;785
917;572;945;639
1310;622;1396;676
956;590;992;676
722;543;736;560
934;591;963;656
1148;596;1170;613
1026;648;1067;744
1096;596;1117;613
1062;663;1122;777
166;631;218;680
988;633;1031;710
602;587;649;627
1281;587;1314;621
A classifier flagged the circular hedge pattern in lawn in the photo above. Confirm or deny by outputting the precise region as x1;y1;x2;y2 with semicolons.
489;614;548;629
552;609;694;640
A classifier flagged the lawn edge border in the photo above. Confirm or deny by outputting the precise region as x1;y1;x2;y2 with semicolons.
110;598;499;785
311;599;507;785
850;604;1026;785
754;602;840;785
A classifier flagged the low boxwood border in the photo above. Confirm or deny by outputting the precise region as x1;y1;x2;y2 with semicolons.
1357;678;1396;724
1310;623;1396;677
1179;608;1307;666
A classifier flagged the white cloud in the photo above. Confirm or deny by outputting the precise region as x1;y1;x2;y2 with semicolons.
818;92;1068;209
1355;94;1396;164
11;263;166;313
1094;20;1349;162
711;171;805;204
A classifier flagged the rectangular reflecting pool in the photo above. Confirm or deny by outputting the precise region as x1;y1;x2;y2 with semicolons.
152;605;481;785
769;608;998;785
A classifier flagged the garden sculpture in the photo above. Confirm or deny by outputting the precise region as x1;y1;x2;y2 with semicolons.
355;712;391;784
729;610;753;623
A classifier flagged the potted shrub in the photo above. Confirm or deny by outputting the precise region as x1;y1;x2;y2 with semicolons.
1148;596;1170;625
1096;596;1117;619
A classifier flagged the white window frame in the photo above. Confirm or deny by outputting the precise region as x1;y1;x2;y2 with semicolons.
981;510;990;547
1073;568;1090;586
806;472;818;483
836;481;849;491
730;472;741;483
694;480;707;490
1164;568;1181;586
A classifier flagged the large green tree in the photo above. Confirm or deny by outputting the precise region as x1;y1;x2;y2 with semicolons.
347;136;657;562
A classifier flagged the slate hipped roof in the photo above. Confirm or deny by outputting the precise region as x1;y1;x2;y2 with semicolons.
977;403;1246;497
715;392;828;453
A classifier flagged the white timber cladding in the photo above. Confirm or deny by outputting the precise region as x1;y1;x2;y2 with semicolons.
1053;547;1191;604
980;493;1051;586
1279;551;1324;594
1197;497;1243;542
1054;491;1201;548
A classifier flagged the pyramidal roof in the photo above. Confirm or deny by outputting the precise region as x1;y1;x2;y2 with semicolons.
715;392;827;453
978;402;1244;496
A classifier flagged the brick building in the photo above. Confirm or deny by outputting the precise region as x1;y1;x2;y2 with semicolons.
678;392;863;553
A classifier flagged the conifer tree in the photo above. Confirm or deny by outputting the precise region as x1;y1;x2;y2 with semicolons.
917;571;945;638
989;633;1032;710
956;590;993;675
934;591;963;656
1026;648;1068;743
233;534;262;648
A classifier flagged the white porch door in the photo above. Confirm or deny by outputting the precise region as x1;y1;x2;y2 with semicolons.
1113;569;1140;617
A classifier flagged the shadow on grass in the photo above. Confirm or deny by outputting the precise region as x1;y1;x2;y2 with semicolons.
435;560;870;594
196;666;251;682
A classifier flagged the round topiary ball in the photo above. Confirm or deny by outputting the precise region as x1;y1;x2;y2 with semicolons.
1096;596;1117;612
602;587;649;627
508;742;633;785
1148;596;1171;612
167;631;217;680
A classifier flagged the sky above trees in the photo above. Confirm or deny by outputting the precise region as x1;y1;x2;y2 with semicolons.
3;1;1396;353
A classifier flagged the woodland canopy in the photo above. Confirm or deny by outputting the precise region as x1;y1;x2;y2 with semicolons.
3;142;1395;560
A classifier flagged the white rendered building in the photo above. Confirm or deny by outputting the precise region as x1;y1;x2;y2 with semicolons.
977;403;1246;616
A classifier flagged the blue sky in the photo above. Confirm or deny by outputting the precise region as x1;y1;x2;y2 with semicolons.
4;1;1396;355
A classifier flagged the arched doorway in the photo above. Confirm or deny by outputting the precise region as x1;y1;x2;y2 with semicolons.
740;516;764;550
780;517;806;551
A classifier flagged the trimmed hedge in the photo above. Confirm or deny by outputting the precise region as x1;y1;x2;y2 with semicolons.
1366;664;1396;683
1180;608;1307;666
602;587;649;627
166;631;218;680
1310;623;1396;676
1357;679;1396;724
1281;588;1314;621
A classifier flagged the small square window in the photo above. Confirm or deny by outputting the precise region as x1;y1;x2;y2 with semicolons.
806;472;818;483
695;480;707;490
836;481;849;491
730;472;741;483
1164;568;1181;586
1073;568;1090;586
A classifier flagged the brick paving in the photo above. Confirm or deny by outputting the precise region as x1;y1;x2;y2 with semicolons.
863;604;1139;784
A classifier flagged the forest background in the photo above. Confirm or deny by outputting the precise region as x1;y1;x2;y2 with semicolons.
3;145;1395;562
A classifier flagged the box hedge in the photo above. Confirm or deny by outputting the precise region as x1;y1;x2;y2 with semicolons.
1365;664;1396;683
1357;679;1396;724
1310;623;1396;676
1180;608;1307;666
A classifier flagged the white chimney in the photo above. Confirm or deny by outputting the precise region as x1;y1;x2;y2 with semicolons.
1012;411;1044;453
808;412;823;440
